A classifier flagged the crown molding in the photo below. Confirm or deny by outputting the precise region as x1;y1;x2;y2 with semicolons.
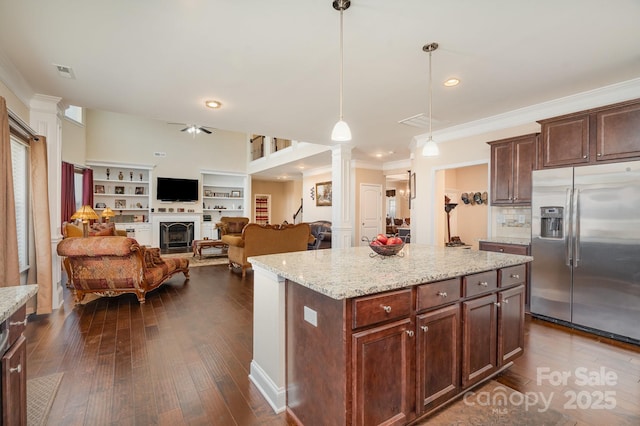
414;77;640;145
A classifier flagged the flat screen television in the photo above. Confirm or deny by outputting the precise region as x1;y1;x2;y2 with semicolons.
156;177;199;202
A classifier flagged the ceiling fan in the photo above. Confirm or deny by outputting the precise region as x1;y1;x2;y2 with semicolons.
168;123;215;135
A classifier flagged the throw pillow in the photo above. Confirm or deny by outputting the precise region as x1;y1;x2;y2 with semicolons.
64;222;84;238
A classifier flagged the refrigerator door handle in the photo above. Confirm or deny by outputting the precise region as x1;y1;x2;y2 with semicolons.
574;188;581;268
565;188;573;267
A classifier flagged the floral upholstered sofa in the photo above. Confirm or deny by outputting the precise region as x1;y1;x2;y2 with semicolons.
57;236;189;303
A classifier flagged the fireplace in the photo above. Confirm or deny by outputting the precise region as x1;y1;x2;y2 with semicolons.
160;221;194;253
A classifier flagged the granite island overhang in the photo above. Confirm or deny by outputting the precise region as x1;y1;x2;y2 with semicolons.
247;245;533;422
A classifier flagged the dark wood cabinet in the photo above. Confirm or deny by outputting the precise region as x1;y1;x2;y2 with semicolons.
352;318;413;426
488;133;538;205
539;99;640;168
479;241;531;309
498;285;526;366
416;304;460;415
286;265;528;426
1;304;28;426
462;293;498;388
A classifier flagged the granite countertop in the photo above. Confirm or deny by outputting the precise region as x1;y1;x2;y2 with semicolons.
249;245;532;300
479;237;531;246
0;285;38;323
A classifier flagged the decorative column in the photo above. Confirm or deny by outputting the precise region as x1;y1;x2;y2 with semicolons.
29;94;64;309
331;144;354;248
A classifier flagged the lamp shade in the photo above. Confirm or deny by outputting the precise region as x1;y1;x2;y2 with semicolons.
101;207;115;219
422;137;439;157
71;205;100;221
331;120;352;142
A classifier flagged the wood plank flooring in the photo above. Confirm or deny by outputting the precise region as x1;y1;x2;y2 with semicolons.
25;265;639;425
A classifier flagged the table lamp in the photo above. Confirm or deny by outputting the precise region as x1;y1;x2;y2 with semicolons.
101;207;115;223
70;205;100;237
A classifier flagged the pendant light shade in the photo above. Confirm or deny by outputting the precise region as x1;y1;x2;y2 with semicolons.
422;42;439;157
332;0;351;142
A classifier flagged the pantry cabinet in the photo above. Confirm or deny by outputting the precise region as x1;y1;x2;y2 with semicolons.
1;304;28;426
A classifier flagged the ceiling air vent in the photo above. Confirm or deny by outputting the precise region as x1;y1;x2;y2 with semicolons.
53;64;75;79
398;113;443;129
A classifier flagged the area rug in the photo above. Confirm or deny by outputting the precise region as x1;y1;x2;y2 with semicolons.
27;372;63;426
423;380;576;425
162;251;229;267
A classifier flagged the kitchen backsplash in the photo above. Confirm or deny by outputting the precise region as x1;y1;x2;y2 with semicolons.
492;206;531;240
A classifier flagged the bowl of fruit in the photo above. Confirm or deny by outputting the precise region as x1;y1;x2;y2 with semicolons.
364;234;405;257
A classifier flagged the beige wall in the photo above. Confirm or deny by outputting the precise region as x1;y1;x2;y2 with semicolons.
0;80;28;120
302;171;332;223
61;118;86;165
251;179;302;224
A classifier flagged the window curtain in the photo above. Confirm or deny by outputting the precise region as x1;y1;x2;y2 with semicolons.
0;96;20;287
61;161;76;224
29;136;53;314
82;168;94;208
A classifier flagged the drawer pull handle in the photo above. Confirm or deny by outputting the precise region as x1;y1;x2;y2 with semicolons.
421;325;429;332
437;291;448;298
510;274;520;279
9;364;21;374
382;305;392;313
499;248;504;252
479;282;489;287
10;318;27;327
405;330;414;337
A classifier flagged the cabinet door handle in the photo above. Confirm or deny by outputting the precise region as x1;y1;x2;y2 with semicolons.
597;153;602;157
479;281;489;287
437;291;447;298
10;318;27;327
9;364;22;374
503;299;509;304
494;302;501;307
405;330;414;337
583;155;588;159
510;274;520;279
421;325;429;332
382;305;392;313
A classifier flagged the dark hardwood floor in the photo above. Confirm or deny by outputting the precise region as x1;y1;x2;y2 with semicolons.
25;265;639;425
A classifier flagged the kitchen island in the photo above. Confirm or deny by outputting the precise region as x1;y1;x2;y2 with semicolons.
248;245;532;425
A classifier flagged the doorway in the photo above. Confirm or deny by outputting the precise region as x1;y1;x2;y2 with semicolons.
359;183;382;245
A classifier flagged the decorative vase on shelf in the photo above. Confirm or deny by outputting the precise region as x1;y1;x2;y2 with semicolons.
106;168;110;180
139;173;143;181
130;171;133;181
118;171;124;180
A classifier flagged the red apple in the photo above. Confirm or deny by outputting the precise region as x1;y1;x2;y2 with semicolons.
386;236;403;245
375;234;388;244
371;240;383;246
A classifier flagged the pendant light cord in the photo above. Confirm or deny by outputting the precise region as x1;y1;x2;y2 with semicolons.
428;48;432;138
339;8;344;120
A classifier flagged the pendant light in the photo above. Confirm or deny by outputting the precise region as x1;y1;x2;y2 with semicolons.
422;42;439;156
331;0;352;142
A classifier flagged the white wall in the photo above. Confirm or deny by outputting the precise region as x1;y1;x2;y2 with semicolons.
302;170;332;223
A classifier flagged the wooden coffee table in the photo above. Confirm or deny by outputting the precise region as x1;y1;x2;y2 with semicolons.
192;239;228;259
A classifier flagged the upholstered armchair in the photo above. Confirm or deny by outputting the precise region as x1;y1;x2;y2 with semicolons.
57;236;189;303
215;216;250;239
221;223;314;277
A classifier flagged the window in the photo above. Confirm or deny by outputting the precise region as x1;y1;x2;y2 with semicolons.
11;137;29;271
64;104;84;124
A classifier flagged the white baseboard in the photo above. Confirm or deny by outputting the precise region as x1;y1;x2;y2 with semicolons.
249;360;286;413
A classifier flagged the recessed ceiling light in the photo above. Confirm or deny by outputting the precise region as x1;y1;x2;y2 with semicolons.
443;78;460;87
205;100;222;109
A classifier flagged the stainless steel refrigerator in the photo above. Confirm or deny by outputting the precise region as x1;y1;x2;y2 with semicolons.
531;160;640;342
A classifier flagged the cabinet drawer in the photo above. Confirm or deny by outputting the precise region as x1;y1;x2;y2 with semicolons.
464;271;497;298
7;304;27;347
500;265;526;288
416;278;461;312
479;242;529;255
352;289;412;329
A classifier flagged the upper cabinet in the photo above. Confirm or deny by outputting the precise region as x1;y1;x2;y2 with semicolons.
538;99;640;168
488;133;538;206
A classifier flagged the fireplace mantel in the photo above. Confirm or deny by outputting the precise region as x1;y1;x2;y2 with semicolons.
151;214;201;247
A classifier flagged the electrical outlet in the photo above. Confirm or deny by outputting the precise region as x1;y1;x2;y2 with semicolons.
303;306;317;327
518;215;525;224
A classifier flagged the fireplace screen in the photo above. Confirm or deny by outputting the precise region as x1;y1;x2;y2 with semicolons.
160;221;194;253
